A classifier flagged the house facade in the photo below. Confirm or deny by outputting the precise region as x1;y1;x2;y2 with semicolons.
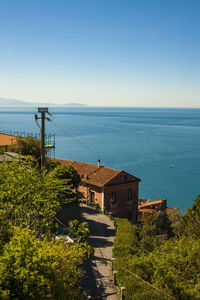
138;198;168;219
56;159;141;224
0;133;17;148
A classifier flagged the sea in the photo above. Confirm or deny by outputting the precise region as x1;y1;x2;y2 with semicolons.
0;106;200;212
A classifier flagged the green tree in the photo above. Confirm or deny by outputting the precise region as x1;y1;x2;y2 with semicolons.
0;227;91;299
50;165;81;189
182;194;200;238
0;160;79;248
8;136;41;161
167;207;183;237
113;219;169;300
139;213;158;253
152;237;200;299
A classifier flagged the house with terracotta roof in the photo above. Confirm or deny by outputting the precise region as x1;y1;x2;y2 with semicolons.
138;198;168;219
56;159;141;224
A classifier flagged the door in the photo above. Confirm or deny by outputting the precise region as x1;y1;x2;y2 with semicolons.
90;191;95;203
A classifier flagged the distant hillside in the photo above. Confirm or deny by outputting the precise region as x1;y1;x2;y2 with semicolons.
0;98;33;106
61;103;88;107
0;98;88;107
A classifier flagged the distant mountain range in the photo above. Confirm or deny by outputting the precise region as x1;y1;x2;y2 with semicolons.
0;98;88;107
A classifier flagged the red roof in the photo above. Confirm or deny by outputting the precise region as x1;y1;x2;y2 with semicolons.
139;199;166;209
166;207;173;214
55;159;140;187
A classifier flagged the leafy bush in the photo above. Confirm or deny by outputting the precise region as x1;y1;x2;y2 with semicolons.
0;160;80;247
113;210;200;299
8;136;41;161
182;194;200;238
152;237;200;299
113;219;172;300
68;220;90;242
0;227;90;299
0;161;93;299
113;219;139;258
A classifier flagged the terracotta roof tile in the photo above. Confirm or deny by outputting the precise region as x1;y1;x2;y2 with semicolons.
55;159;140;187
139;199;166;208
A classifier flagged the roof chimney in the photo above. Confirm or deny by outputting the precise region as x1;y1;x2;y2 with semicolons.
97;159;101;168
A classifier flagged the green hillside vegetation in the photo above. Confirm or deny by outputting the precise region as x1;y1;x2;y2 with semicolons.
113;197;200;300
0;160;92;299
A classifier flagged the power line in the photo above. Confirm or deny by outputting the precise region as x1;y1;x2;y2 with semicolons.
113;260;176;300
53;117;115;166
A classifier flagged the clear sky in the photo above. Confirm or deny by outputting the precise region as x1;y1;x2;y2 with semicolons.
0;0;200;107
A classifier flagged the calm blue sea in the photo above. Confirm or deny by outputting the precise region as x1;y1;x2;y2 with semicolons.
0;106;200;212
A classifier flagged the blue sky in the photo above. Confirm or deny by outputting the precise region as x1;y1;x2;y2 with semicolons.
0;0;200;107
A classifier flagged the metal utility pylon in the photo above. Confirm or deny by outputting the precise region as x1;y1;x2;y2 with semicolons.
35;107;52;168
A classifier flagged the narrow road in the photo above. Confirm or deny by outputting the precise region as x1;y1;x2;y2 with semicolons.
80;205;120;300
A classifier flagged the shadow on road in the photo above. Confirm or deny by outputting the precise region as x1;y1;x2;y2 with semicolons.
81;258;116;299
88;236;113;248
80;205;119;299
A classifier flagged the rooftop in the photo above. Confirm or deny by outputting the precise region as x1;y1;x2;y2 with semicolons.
55;159;140;187
139;198;167;208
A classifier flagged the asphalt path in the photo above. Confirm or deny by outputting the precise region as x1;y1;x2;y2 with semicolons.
80;205;120;300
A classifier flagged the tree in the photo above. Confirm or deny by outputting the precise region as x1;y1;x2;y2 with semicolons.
152;237;200;299
167;207;183;237
0;227;91;299
182;194;200;238
0;160;79;248
139;213;158;253
50;165;81;190
113;219;169;300
8;136;41;161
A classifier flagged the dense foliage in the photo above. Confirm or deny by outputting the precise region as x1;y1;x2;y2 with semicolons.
8;136;41;161
0;161;80;246
68;220;90;242
50;164;81;190
0;161;92;299
182;194;200;238
0;228;89;300
113;197;200;300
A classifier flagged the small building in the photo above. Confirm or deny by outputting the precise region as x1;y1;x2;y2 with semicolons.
0;133;18;148
56;159;141;224
138;198;167;219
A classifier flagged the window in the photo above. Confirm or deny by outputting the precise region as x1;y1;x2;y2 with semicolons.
128;189;132;201
111;191;116;203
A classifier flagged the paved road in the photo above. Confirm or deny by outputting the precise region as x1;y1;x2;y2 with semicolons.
80;205;120;300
